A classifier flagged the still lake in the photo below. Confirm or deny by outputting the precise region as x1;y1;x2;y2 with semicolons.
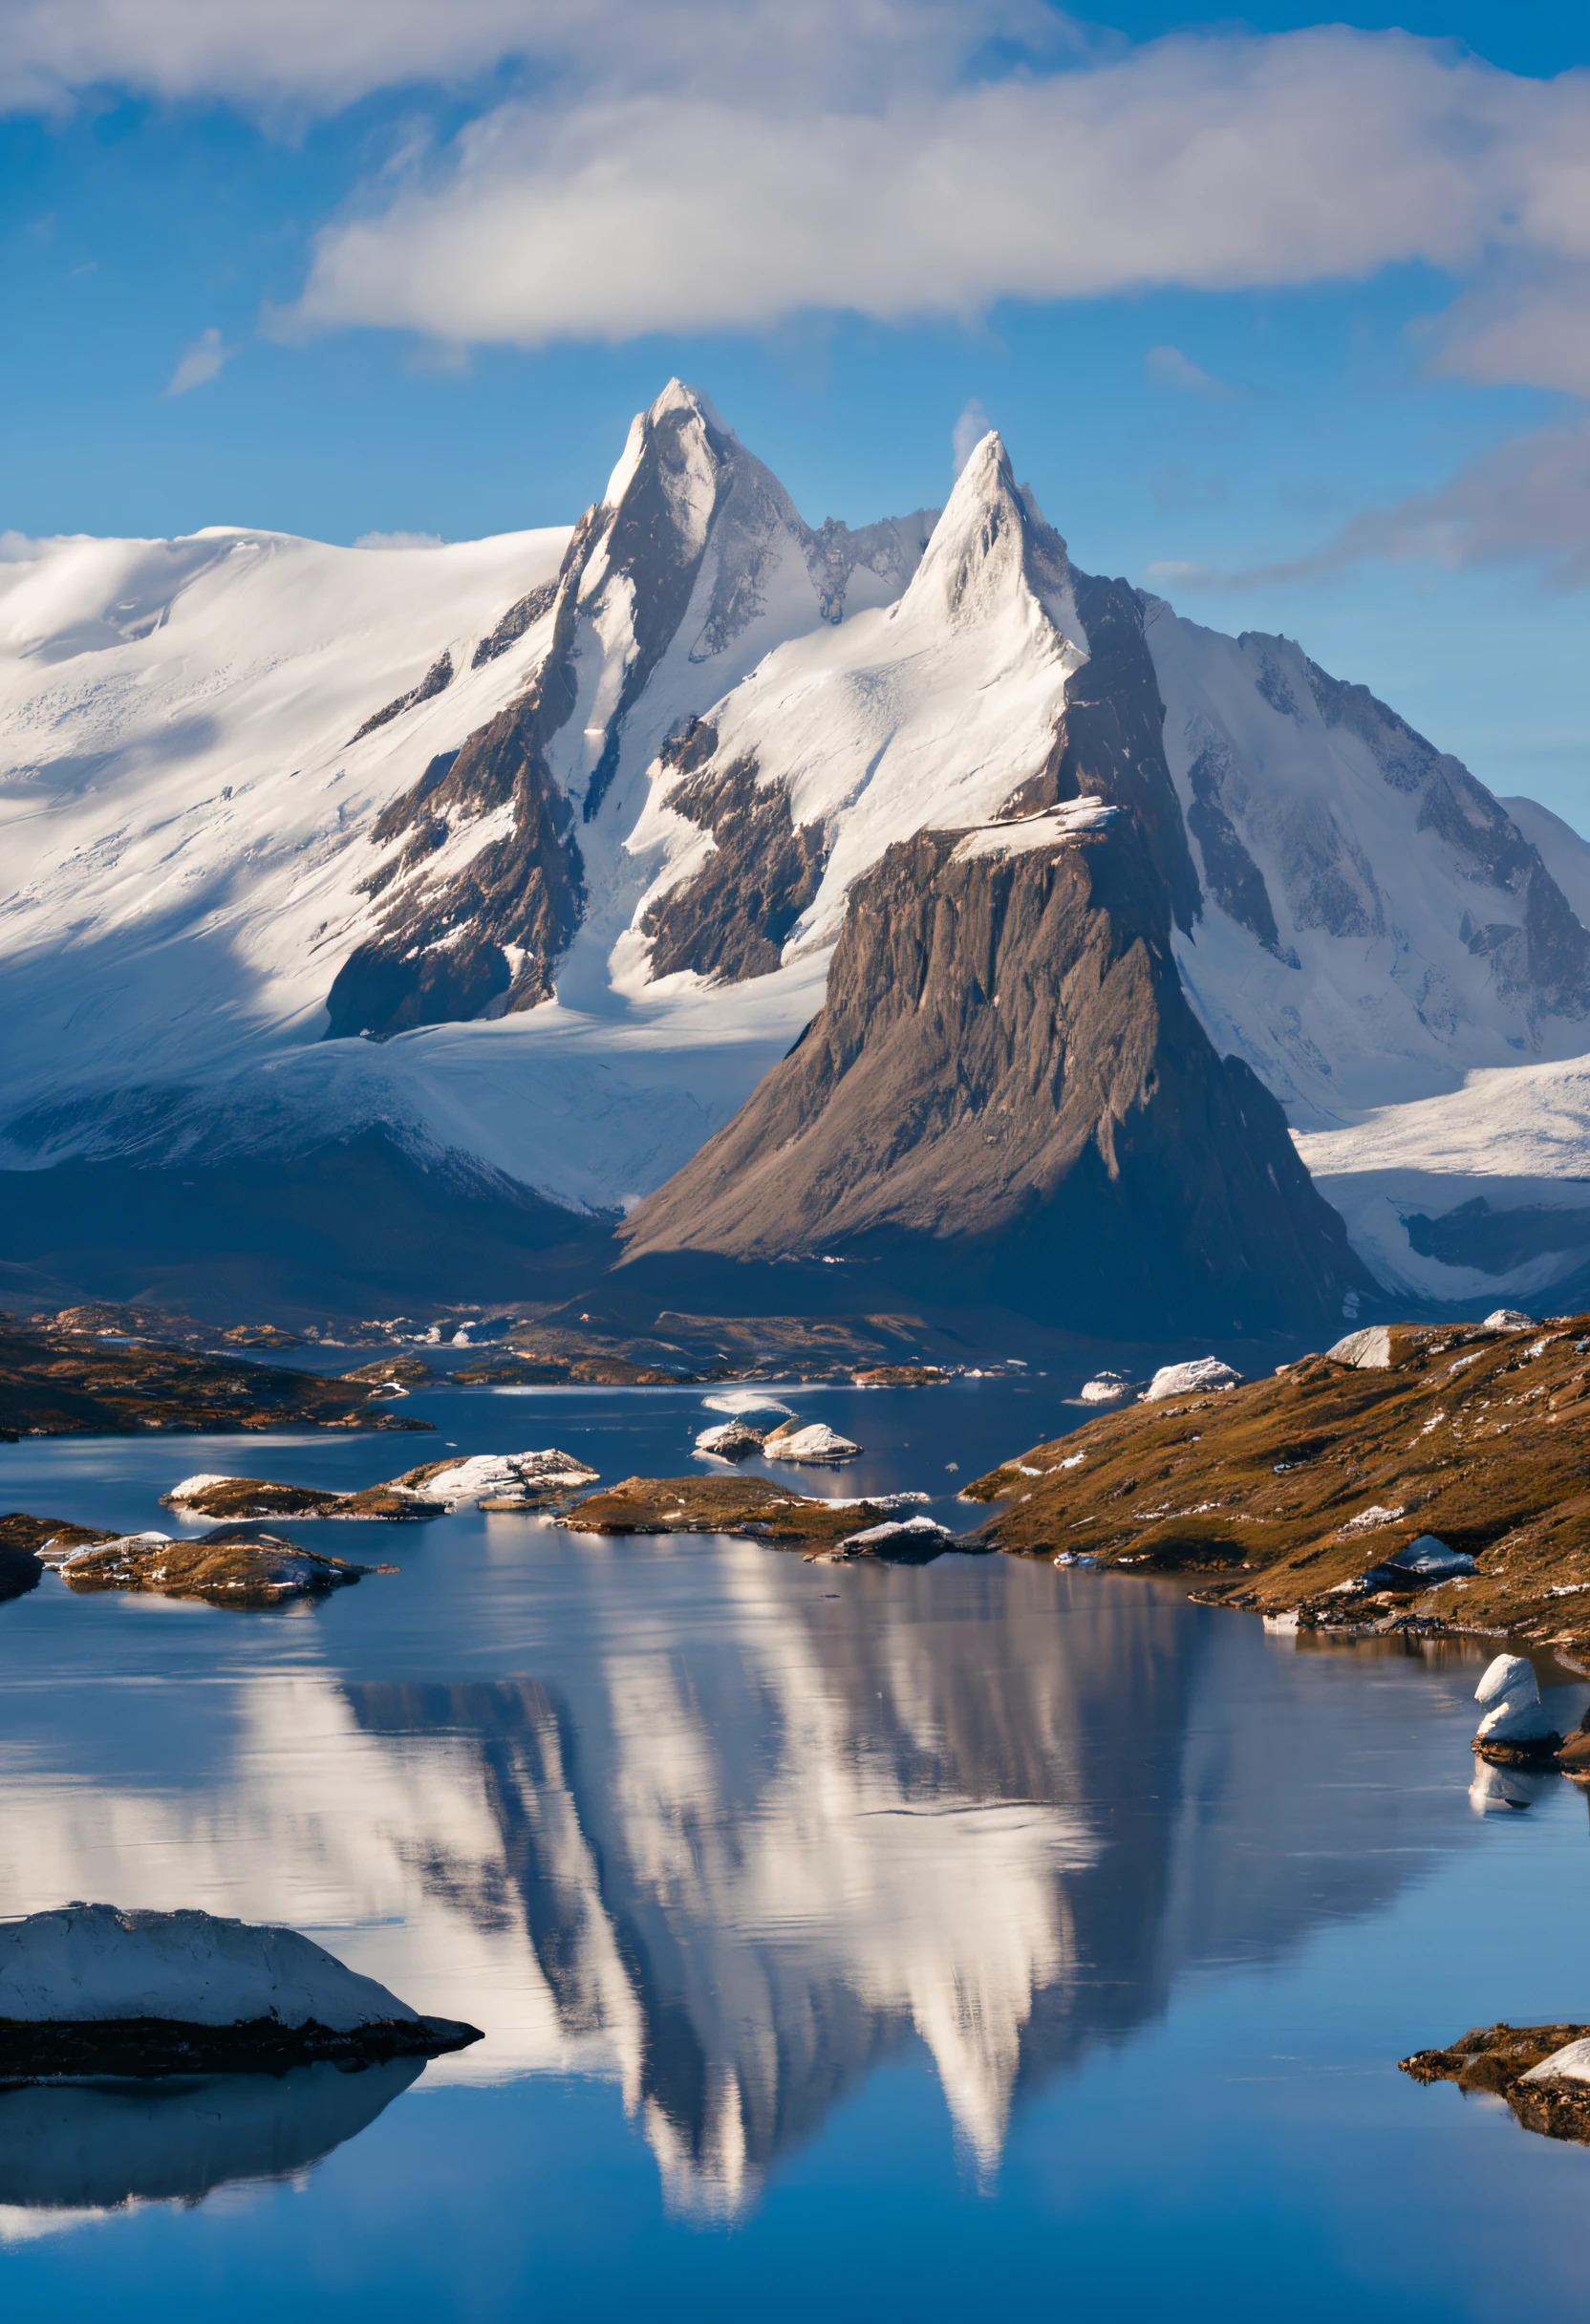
3;1372;1589;2319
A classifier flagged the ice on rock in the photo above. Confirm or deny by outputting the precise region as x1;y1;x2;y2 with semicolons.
1078;1372;1131;1404
1473;1653;1558;1744
0;1904;418;2031
395;1450;598;1506
1386;1533;1475;1581
761;1421;861;1464
1141;1358;1242;1402
838;1516;951;1553
695;1420;765;1460
1520;2037;1590;2087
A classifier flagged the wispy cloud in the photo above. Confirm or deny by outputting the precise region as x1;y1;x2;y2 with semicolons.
1171;418;1590;595
164;327;234;396
1145;344;1229;398
952;398;989;479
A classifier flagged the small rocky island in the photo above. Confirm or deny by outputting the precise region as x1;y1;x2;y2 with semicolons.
1401;2024;1590;2145
558;1475;950;1553
0;1313;436;1439
966;1313;1590;1656
0;1903;481;2078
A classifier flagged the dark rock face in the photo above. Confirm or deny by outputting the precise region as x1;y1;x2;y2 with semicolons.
324;659;587;1039
1184;743;1295;962
348;650;455;745
472;583;558;668
622;811;1371;1333
0;2012;480;2083
641;721;827;982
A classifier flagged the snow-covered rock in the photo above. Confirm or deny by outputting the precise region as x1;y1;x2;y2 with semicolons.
36;1529;170;1570
0;1904;417;2030
1474;1654;1558;1745
1520;2037;1590;2086
694;1420;765;1460
1078;1372;1132;1404
391;1450;598;1506
1483;1308;1538;1330
761;1421;862;1465
838;1516;952;1555
1325;1326;1395;1368
1141;1359;1243;1402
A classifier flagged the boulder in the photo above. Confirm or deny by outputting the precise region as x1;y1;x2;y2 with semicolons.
1386;1533;1476;1582
388;1450;599;1507
1483;1309;1538;1331
1141;1358;1242;1402
1473;1652;1561;1761
1324;1325;1395;1368
0;1904;481;2078
1078;1372;1132;1404
836;1516;953;1559
695;1420;766;1461
761;1421;862;1465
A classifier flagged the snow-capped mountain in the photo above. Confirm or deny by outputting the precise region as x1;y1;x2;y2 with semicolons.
2;377;1587;1317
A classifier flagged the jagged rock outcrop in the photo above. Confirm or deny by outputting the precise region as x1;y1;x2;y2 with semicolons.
623;801;1371;1332
640;721;827;981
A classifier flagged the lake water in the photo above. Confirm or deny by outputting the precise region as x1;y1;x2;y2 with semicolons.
3;1373;1590;2320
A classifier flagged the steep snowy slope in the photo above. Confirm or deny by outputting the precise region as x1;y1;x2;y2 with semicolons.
0;520;571;1120
1145;608;1590;1126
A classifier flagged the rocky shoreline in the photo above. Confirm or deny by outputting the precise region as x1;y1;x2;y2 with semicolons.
965;1312;1590;1661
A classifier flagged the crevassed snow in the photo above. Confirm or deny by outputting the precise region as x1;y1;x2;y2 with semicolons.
0;1901;417;2028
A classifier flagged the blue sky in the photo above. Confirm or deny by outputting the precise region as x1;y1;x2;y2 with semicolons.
3;0;1588;824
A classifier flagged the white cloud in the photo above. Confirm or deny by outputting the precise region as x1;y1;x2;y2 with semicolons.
352;529;445;550
0;0;1075;117
1145;344;1229;398
271;30;1590;358
1209;418;1590;592
952;398;990;479
164;326;233;395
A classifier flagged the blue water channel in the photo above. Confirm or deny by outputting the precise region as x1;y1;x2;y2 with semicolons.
2;1371;1588;2320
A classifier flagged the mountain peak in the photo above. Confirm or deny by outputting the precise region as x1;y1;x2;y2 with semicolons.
906;427;1084;649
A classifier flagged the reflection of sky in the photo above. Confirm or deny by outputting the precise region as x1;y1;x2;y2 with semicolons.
4;1380;1590;2304
0;1383;1518;2218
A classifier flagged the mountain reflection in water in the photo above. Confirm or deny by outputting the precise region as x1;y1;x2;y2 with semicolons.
0;1541;1493;2226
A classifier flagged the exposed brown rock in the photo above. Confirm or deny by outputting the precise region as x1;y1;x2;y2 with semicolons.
348;649;455;744
557;1475;900;1545
641;722;827;982
59;1527;378;1606
159;1477;445;1521
622;809;1369;1334
965;1316;1590;1651
1401;2024;1590;2144
0;1315;436;1440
